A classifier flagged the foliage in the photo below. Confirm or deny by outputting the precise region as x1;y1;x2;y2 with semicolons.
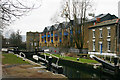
9;30;22;48
51;0;93;50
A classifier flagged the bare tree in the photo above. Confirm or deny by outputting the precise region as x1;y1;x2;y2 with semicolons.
59;0;93;51
0;0;41;29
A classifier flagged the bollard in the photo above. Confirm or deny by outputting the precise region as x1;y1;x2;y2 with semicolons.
77;58;79;61
115;66;119;78
58;67;63;74
47;56;52;71
114;56;118;66
16;47;19;54
35;47;38;55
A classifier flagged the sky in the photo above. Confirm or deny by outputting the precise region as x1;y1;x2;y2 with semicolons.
3;0;120;38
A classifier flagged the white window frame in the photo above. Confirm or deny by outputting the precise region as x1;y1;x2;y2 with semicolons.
31;42;33;46
92;29;95;38
107;41;111;52
70;26;71;30
34;42;37;46
107;39;111;52
107;27;111;37
93;31;95;38
93;40;95;51
99;42;103;53
99;28;102;38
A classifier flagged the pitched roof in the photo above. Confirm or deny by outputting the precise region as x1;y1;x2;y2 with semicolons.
43;27;48;32
89;19;119;29
54;24;59;30
49;25;56;31
47;26;51;31
87;13;117;22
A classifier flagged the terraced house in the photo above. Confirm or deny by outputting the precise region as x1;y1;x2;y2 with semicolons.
88;19;120;55
26;13;118;53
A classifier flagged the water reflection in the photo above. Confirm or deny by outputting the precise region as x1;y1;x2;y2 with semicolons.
62;65;95;78
61;64;114;79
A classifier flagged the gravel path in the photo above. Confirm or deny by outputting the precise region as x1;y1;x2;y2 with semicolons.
2;64;66;78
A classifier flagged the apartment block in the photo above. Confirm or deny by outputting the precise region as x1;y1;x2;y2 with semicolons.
26;13;118;54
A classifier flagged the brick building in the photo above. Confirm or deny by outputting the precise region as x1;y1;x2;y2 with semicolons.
26;13;118;53
88;19;120;55
26;32;40;51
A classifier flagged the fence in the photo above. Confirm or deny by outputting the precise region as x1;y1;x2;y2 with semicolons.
40;47;88;54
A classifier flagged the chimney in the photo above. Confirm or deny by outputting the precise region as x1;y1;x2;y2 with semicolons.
96;18;100;22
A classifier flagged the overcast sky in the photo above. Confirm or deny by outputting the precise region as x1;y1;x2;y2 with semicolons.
3;0;120;37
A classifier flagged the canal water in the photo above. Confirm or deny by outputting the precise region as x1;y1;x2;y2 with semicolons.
28;54;117;79
60;64;113;79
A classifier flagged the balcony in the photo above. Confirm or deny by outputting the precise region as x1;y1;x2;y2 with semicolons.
70;30;73;34
44;35;46;37
60;39;62;42
42;36;44;38
55;34;58;37
64;32;68;36
45;40;47;43
59;32;62;35
51;34;53;37
48;35;50;37
51;40;53;43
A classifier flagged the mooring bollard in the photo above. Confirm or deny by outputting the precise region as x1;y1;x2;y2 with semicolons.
77;58;79;61
115;66;119;77
114;56;119;66
35;47;38;55
47;56;52;71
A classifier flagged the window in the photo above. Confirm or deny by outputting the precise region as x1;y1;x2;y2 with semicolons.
34;42;37;46
107;28;111;37
70;26;72;30
31;42;33;46
99;42;103;53
100;30;102;38
48;37;50;41
93;31;95;38
66;29;67;31
55;37;58;41
93;41;95;51
107;41;111;51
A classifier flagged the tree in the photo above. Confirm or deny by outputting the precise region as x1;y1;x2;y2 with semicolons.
55;0;93;51
9;30;22;48
0;0;41;29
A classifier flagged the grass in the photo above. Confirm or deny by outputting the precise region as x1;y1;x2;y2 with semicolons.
42;53;98;64
2;53;30;65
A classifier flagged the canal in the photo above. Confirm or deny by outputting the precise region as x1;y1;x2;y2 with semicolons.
13;51;118;79
36;54;116;79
